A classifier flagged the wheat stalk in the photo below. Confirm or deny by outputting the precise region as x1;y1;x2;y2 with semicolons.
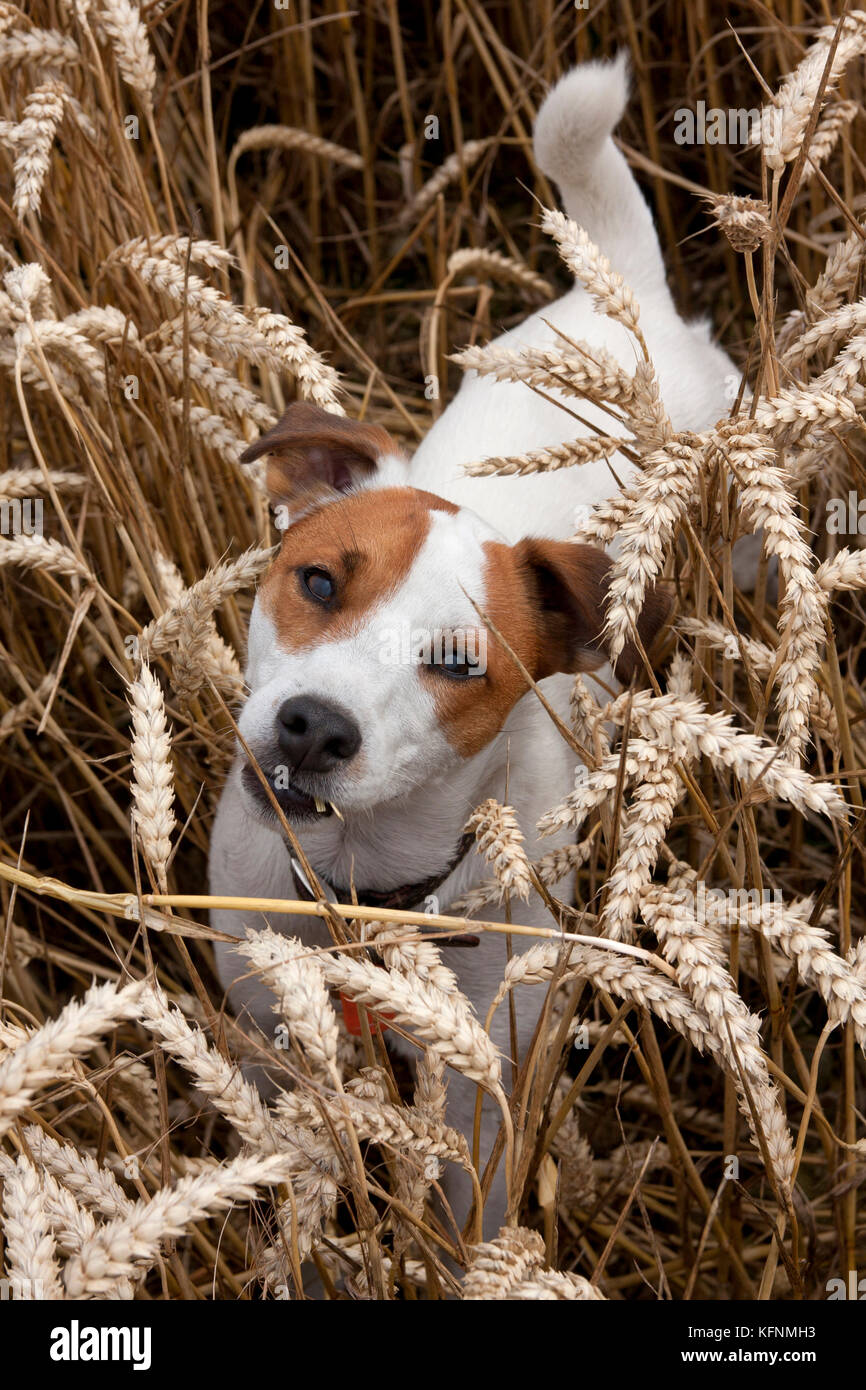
603;690;846;818
0;467;86;496
452;340;636;409
138;986;282;1151
601;755;683;940
151;551;244;699
229;124;363;174
602;435;702;665
706;894;866;1045
91;0;156;105
816;547;866;593
641;885;796;1194
462;1226;604;1300
463;434;625;477
249;308;344;414
805;99;858;179
678;617;839;750
21;1128;134;1220
365;920;458;994
723;428;827;760
446;247;553;300
139;547;273;659
706;194;772;254
260;950;340;1086
540;207;645;349
10;79;68;218
0;22;80;69
274;1087;470;1168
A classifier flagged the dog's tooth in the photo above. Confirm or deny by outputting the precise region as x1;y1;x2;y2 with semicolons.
329;802;344;821
314;797;327;813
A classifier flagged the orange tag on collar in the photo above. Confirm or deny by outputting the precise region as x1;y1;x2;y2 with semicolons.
340;993;395;1037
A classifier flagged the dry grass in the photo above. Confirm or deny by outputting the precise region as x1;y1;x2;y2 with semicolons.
0;0;864;1301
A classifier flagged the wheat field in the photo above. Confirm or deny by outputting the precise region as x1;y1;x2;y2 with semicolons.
0;0;865;1303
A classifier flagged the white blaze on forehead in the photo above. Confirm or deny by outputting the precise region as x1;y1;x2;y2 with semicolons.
373;505;498;635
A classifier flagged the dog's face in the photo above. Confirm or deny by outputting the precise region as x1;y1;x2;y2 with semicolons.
236;404;667;824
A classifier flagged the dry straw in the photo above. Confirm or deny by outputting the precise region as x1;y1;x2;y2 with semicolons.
1;0;864;1303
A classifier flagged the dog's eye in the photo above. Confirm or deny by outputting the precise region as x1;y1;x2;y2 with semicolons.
425;652;481;680
300;566;336;603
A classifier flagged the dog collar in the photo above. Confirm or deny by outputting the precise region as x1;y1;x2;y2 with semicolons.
290;829;479;947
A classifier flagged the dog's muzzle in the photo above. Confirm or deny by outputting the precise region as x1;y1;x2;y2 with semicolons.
241;695;361;821
275;695;361;773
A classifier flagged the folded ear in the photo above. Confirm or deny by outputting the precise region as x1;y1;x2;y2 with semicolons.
240;402;402;525
514;538;671;684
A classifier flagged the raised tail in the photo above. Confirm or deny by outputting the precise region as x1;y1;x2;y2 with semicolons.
533;54;668;296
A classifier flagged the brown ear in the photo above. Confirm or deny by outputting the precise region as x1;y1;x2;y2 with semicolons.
240;402;400;519
514;539;671;684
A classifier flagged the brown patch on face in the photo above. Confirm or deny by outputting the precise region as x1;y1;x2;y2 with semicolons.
260;487;458;651
430;538;671;759
427;540;542;759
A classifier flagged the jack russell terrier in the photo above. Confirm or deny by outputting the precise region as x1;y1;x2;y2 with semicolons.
209;55;737;1234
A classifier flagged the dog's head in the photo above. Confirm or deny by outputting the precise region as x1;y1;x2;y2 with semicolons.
236;404;668;824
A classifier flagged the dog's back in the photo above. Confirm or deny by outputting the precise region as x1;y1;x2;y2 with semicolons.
409;56;736;543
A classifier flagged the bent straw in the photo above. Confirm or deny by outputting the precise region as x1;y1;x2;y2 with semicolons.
0;860;678;979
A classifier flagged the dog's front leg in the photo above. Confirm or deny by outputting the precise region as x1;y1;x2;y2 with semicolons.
208;762;329;1086
439;1067;513;1247
436;921;551;1243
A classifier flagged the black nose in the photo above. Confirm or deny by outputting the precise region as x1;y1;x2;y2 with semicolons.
276;696;362;773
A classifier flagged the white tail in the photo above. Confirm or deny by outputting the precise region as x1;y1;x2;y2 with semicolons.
534;54;668;295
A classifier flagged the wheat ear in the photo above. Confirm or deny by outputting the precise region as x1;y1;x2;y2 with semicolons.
641;885;796;1194
400;139;492;225
240;929;502;1092
0;1155;64;1299
465;799;533;902
0;980;146;1137
127;661;176;890
62;1152;300;1297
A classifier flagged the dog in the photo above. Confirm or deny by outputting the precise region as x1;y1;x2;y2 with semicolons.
209;55;737;1238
